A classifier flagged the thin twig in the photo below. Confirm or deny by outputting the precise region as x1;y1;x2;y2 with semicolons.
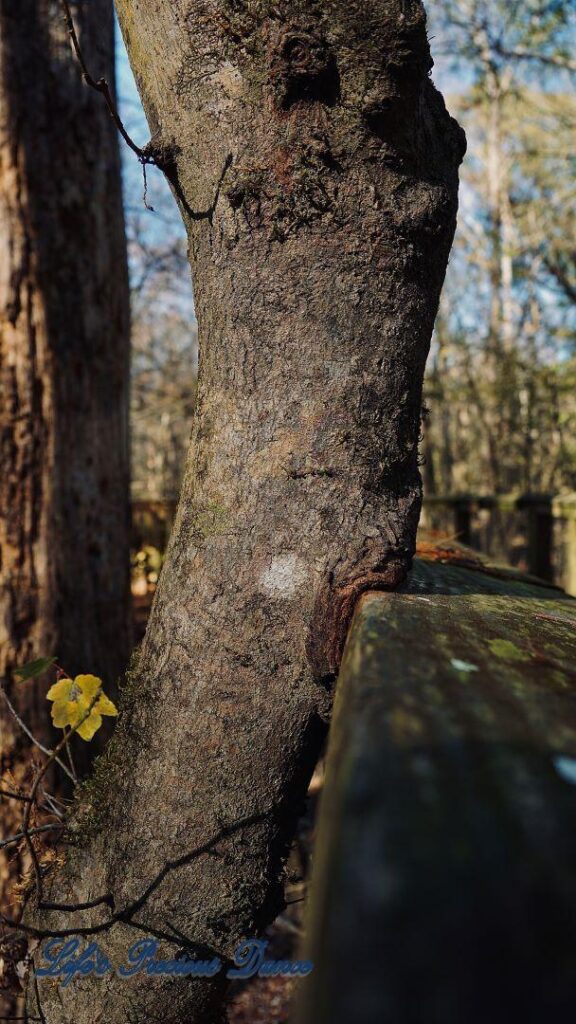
0;688;75;785
59;0;157;210
495;44;576;73
142;161;153;212
116;810;266;923
20;691;104;904
39;893;115;914
62;729;77;785
0;824;65;850
32;958;47;1024
0;788;32;804
38;794;66;820
60;0;148;160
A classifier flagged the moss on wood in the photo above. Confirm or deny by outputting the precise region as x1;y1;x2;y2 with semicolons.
300;558;576;1024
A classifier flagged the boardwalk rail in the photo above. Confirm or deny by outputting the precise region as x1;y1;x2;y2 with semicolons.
299;556;576;1024
423;492;576;594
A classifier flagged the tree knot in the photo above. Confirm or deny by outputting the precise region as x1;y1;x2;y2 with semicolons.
270;24;340;110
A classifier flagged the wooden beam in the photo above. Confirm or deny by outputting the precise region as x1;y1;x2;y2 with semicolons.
298;558;576;1024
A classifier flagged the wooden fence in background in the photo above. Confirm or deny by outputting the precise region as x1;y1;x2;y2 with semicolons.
130;493;576;596
422;493;576;595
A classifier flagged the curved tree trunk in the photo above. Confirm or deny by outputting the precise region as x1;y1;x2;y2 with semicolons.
0;0;130;972
33;2;464;1022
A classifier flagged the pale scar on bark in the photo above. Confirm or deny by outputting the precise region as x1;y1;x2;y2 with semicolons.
258;553;310;599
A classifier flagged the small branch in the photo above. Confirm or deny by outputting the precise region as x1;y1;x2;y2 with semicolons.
62;728;77;785
39;893;115;914
0;823;65;850
32;958;48;1024
0;687;75;785
0;788;32;804
495;45;576;73
544;257;576;305
38;793;67;821
60;0;149;161
59;0;157;209
20;690;105;904
117;809;265;922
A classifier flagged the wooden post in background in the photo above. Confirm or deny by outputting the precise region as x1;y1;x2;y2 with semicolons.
453;495;473;546
520;495;554;583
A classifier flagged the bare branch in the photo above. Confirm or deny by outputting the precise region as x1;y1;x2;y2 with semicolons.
0;788;32;804
59;0;150;161
59;0;157;209
0;687;76;785
32;958;47;1024
19;689;106;903
0;824;65;851
1;810;267;941
496;44;576;73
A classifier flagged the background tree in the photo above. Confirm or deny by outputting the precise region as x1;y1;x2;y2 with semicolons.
423;0;576;496
0;0;131;714
32;2;464;1022
0;0;130;953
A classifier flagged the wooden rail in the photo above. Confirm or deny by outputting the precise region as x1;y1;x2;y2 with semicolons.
298;556;576;1024
423;492;576;594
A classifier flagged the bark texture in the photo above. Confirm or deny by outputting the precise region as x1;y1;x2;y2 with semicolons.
33;2;464;1022
0;0;130;955
0;0;131;724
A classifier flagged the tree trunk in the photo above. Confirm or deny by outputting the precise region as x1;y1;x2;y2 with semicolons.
0;0;130;958
32;3;464;1022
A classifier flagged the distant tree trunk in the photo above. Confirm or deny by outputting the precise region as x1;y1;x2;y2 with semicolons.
0;0;130;936
34;3;464;1022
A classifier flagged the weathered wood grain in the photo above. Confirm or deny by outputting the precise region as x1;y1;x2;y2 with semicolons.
299;558;576;1024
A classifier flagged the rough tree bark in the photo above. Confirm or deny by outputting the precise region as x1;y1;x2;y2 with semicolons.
32;2;465;1022
0;0;131;730
0;0;130;950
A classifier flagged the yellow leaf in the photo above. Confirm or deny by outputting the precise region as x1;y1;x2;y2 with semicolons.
95;694;118;717
51;702;74;729
46;679;73;703
75;675;103;701
76;712;103;741
45;672;116;741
